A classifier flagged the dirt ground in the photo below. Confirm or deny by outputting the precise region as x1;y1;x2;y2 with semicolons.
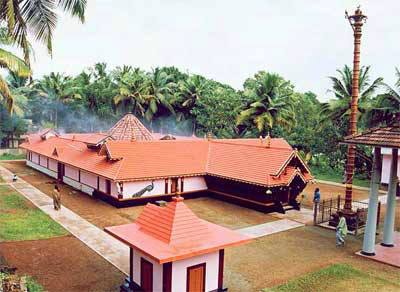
0;235;125;292
0;161;277;230
225;226;400;291
2;161;399;291
301;181;371;207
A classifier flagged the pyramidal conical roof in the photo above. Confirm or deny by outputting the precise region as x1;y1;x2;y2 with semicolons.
108;113;153;141
135;196;211;246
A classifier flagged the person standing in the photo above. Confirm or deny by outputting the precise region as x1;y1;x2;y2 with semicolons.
313;188;321;203
53;184;61;210
336;211;348;247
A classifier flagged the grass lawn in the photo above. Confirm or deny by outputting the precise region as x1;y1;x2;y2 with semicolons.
0;153;25;161
0;185;68;241
0;272;44;292
310;166;370;188
265;264;400;292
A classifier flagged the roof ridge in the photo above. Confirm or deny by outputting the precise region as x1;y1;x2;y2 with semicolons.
210;139;293;150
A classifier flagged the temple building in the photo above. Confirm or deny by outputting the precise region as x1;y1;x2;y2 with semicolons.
20;113;313;213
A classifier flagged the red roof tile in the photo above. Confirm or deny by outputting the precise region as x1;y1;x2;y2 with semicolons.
20;135;313;186
343;125;400;148
105;197;251;263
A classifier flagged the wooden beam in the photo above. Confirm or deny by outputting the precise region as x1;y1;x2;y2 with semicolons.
162;262;172;292
218;249;224;289
129;248;134;288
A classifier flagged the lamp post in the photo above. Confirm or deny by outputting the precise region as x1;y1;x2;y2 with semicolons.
343;6;367;212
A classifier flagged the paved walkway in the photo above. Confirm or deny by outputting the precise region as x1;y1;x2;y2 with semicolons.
0;165;130;275
237;219;304;238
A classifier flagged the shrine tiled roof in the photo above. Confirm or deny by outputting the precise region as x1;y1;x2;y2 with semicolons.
108;113;153;141
105;196;251;263
342;125;400;148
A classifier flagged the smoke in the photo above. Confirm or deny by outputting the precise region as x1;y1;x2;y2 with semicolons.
145;115;194;137
34;101;117;134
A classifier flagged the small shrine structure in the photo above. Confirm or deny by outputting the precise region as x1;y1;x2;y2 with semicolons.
105;196;251;292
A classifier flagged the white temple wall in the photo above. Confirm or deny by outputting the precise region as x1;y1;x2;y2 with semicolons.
132;249;163;291
80;170;97;188
62;176;95;196
99;177;107;193
64;165;79;181
122;176;207;199
171;251;219;292
31;152;39;164
39;155;47;168
48;158;58;172
26;160;57;179
122;179;165;199
182;176;207;192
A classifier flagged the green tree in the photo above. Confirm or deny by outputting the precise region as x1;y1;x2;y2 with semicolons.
366;68;400;127
237;71;295;136
321;65;383;133
0;28;30;113
143;68;175;122
0;0;86;67
113;67;147;117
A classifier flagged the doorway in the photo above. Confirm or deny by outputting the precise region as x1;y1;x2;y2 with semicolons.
187;263;205;292
140;258;153;292
171;178;178;193
57;163;64;181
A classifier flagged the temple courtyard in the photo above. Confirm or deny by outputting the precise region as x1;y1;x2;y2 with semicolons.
1;161;400;291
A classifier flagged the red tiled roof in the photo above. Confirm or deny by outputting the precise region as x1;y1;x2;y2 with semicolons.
60;133;111;145
105;196;251;263
108;113;153;141
20;135;313;186
343;125;400;148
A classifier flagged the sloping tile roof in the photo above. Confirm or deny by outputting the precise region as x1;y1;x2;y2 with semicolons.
343;125;400;148
105;196;251;263
60;133;111;145
20;135;313;186
108;113;153;141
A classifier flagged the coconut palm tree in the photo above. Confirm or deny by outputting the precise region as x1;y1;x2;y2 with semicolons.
365;68;400;127
0;28;30;114
321;65;383;131
36;72;78;128
113;67;147;117
236;71;295;136
143;68;175;122
0;0;86;67
176;75;209;129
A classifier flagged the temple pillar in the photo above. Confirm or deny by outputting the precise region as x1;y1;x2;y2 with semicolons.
382;148;398;247
361;147;382;256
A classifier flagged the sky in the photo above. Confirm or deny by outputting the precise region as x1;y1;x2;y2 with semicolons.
29;0;400;101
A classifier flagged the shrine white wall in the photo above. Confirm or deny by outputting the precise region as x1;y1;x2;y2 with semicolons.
171;251;219;292
132;249;163;291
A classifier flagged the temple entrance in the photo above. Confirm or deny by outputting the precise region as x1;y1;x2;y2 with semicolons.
187;263;205;292
171;178;178;193
140;258;153;292
57;163;64;181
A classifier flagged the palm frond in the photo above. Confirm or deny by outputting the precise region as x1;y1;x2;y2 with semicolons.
0;48;31;77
